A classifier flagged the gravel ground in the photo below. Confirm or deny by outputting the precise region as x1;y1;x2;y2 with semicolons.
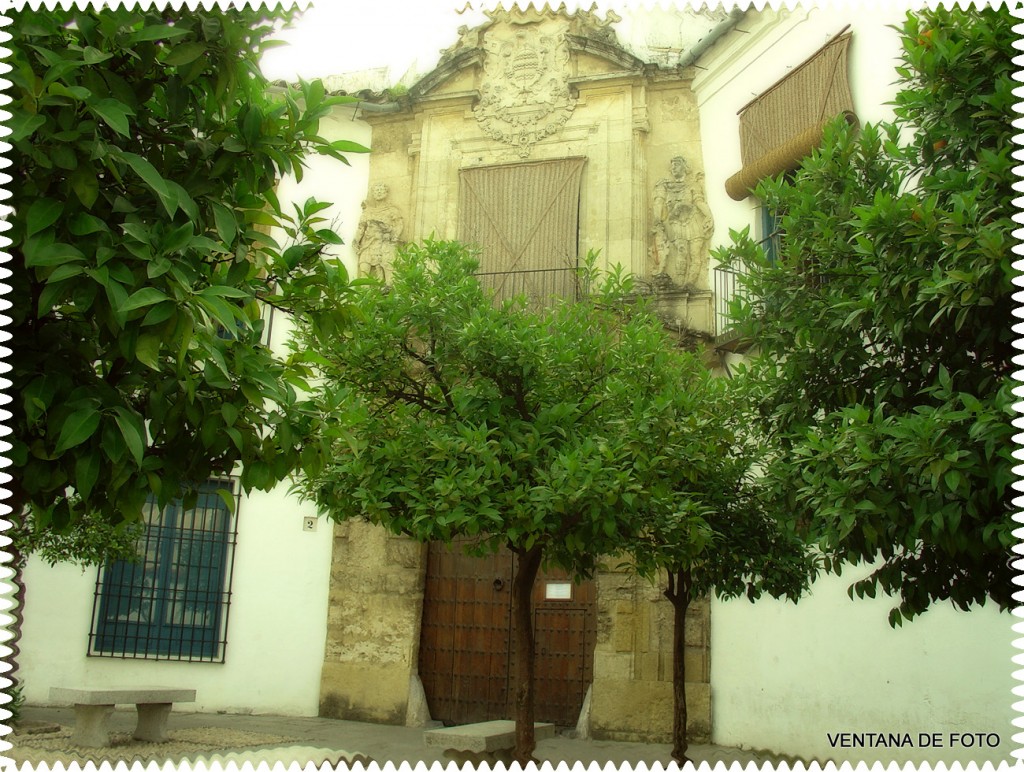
5;724;308;766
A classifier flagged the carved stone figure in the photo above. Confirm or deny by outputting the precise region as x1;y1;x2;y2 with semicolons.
354;183;404;282
649;157;714;288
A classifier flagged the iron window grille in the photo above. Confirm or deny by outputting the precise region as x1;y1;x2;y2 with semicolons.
759;204;783;266
88;479;240;663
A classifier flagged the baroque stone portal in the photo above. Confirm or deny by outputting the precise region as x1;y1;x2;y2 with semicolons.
649;157;714;288
354;183;404;282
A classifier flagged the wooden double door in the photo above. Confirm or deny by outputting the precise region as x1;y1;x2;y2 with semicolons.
418;538;596;727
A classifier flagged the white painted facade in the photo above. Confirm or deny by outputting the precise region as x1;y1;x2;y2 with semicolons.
693;7;1015;763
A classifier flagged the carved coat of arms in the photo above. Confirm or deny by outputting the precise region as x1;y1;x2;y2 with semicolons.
475;25;576;156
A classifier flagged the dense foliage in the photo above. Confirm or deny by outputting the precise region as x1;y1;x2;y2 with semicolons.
715;7;1015;626
8;6;366;553
296;241;683;572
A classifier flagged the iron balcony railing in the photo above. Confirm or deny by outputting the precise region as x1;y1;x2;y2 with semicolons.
476;267;582;310
713;265;748;339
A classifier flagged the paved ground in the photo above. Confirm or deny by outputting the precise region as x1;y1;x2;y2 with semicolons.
11;706;784;766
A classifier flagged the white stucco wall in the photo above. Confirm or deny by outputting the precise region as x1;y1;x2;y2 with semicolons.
19;485;334;716
19;107;373;718
711;570;1016;764
695;7;1016;763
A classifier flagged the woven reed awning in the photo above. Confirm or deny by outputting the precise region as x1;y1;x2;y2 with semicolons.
725;31;857;201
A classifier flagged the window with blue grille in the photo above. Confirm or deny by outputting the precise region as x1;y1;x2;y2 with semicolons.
89;480;239;662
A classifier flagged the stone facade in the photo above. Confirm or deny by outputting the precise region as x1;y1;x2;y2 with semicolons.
320;4;718;741
319;521;426;725
590;567;711;743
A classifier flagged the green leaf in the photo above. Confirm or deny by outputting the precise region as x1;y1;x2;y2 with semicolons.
305;79;325;111
26;199;64;238
113;407;146;466
327;139;371;154
69;213;110;236
9;113;46;143
122;287;170;313
161;222;194;254
105;279;130;322
118;151;176;216
141;301;176;327
282;244;307;270
315;228;344;245
55;409;101;454
201;285;252;300
163;42;207;67
90;98;134;137
45;264;85;284
48;83;92;101
70;166;99;208
166;181;199;221
82;46;113;64
135;333;163;370
221;402;239;426
211;202;237;245
74;452;101;500
198;294;241;330
215;486;236;515
127;25;193;43
24;240;85;268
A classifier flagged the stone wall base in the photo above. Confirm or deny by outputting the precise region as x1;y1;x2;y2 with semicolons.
319;661;409;725
590;680;711;744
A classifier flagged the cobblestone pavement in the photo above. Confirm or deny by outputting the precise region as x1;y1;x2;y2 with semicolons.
9;706;783;767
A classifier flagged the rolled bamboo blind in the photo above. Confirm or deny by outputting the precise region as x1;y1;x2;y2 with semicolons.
725;32;856;201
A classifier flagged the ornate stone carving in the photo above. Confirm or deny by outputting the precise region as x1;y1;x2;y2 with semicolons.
649;157;714;288
354;183;404;282
475;21;575;157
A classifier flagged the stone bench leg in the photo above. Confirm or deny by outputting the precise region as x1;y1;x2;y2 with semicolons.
71;703;115;748
134;702;173;742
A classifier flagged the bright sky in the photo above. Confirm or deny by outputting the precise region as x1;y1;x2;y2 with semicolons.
260;1;486;83
260;0;637;84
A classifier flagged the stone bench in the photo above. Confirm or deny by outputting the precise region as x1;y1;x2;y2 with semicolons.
49;686;196;748
423;719;555;764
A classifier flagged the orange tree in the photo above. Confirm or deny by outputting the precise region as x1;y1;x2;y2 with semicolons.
294;240;730;762
715;7;1015;626
8;5;365;680
622;363;816;763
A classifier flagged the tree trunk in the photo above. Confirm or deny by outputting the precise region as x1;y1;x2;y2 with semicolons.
510;545;543;764
664;567;693;764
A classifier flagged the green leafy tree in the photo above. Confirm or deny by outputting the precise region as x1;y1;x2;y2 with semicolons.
6;6;366;679
715;7;1014;626
623;367;816;763
295;240;704;762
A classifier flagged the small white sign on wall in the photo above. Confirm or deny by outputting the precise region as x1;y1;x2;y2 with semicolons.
545;581;572;601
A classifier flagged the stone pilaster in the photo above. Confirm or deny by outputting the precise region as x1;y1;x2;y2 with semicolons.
319;520;427;724
589;566;712;743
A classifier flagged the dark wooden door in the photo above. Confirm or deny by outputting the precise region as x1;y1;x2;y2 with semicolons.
531;567;595;726
418;542;514;725
418;538;595;727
